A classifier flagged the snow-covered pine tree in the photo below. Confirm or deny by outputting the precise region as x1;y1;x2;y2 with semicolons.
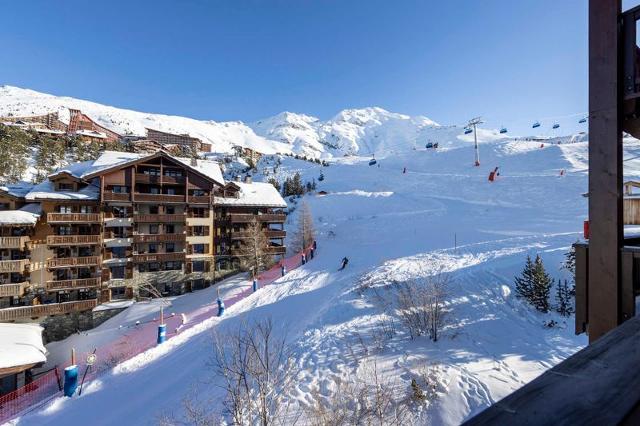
531;255;552;313
514;255;535;301
555;279;574;316
292;201;315;253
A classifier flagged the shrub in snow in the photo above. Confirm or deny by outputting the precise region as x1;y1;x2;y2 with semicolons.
396;273;450;342
555;279;574;317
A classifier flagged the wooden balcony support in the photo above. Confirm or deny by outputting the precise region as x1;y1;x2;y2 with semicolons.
0;299;98;321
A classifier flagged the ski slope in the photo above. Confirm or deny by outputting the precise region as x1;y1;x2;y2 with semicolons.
12;134;629;425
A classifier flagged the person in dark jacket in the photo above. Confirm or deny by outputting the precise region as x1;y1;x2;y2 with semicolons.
340;257;349;270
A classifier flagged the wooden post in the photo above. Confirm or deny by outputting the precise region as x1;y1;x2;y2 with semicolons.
587;0;623;343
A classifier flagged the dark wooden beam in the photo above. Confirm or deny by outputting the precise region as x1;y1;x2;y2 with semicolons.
464;315;640;425
588;0;623;343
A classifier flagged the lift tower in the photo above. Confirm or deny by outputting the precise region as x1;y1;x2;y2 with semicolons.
467;117;483;166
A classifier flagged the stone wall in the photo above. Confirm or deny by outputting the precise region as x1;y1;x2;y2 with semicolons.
40;306;126;343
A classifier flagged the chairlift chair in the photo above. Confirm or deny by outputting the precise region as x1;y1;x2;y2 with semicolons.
579;117;587;124
368;155;377;166
464;127;473;135
532;121;541;129
499;127;508;134
553;123;560;129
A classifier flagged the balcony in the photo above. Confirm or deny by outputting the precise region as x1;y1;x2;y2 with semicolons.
47;277;100;291
47;256;102;268
229;213;287;223
133;233;186;243
135;174;186;185
0;299;98;321
134;193;185;203
231;229;286;240
47;213;103;223
133;252;185;263
265;246;286;255
0;236;30;249
103;192;131;202
47;234;101;246
133;214;185;223
0;282;26;297
187;195;210;204
0;259;29;273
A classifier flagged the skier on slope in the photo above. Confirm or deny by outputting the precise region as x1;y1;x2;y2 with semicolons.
339;257;349;270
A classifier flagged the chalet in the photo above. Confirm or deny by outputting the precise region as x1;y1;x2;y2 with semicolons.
67;109;121;144
146;128;211;152
0;112;67;132
0;150;287;341
0;323;46;396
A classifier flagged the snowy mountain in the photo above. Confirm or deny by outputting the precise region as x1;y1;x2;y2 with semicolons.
1;86;513;159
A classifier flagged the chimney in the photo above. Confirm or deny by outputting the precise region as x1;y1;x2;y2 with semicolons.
190;157;198;167
234;175;241;182
244;175;252;183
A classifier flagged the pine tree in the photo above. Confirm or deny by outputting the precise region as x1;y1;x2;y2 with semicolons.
293;201;315;252
514;255;535;301
531;255;552;313
555;279;574;316
411;378;425;402
267;177;281;192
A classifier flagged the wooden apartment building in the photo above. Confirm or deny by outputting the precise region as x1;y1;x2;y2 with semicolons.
0;150;286;338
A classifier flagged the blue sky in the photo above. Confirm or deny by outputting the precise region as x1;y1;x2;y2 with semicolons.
0;1;630;135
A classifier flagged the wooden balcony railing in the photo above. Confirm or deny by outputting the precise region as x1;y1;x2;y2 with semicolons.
0;236;30;249
187;195;211;204
47;277;100;290
231;230;286;240
0;299;97;321
163;175;186;184
47;213;103;223
47;234;102;245
135;174;186;185
133;214;185;223
103;192;131;202
0;282;26;297
0;259;29;273
265;246;286;255
133;252;185;263
134;193;185;203
229;213;287;223
47;256;101;268
133;233;186;243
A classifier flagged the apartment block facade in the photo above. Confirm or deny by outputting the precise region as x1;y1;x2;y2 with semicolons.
0;151;287;336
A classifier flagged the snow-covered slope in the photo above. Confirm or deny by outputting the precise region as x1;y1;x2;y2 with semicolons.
18;135;637;425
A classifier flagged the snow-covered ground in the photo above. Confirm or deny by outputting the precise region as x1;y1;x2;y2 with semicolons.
13;133;638;425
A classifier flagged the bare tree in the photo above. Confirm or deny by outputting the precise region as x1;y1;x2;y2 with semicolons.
234;219;273;280
213;317;299;426
292;201;315;253
396;273;451;342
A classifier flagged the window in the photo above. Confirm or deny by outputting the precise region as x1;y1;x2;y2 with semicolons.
0;203;10;211
78;267;91;279
192;189;206;196
192;244;205;254
112;247;126;258
166;206;175;214
58;183;73;192
110;266;125;279
165;243;175;253
78;247;93;257
165;261;182;271
58;205;73;213
144;168;160;176
112;186;129;194
192;261;205;272
150;187;160;195
149;205;159;214
80;205;94;213
166;188;176;195
148;243;158;254
164;169;183;177
149;225;159;234
165;224;175;234
112;206;128;217
58;225;72;236
149;262;160;272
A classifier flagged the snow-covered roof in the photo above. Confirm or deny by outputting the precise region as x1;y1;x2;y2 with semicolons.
75;129;107;139
26;178;99;201
174;156;225;184
0;323;46;370
214;181;287;208
0;182;34;198
0;203;42;225
36;127;66;135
